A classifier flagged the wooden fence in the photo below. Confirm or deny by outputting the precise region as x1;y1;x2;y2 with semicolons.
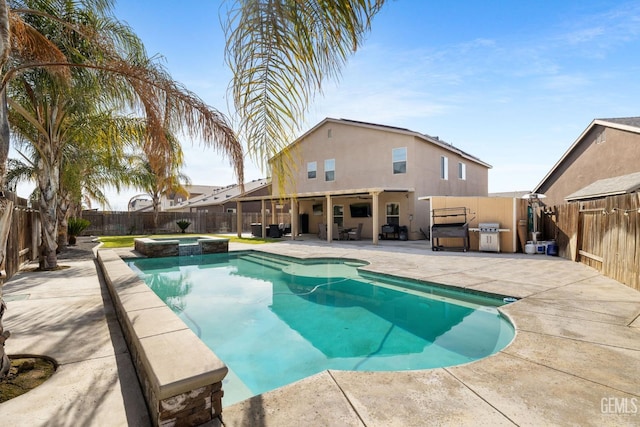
2;192;39;283
81;210;292;236
541;193;640;291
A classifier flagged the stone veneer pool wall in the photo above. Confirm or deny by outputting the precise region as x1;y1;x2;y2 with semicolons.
97;249;228;426
134;236;229;258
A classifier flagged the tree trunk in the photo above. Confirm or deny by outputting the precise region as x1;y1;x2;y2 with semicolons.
0;0;12;382
37;157;59;269
0;196;12;280
0;0;10;186
0;299;10;378
57;192;70;251
0;90;9;189
152;195;160;233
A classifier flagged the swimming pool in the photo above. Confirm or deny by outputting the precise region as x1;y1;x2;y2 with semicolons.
127;251;515;406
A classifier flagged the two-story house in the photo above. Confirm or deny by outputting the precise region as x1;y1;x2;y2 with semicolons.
261;118;491;243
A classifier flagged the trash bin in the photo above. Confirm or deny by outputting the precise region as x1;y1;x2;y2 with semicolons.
251;223;262;237
399;226;408;241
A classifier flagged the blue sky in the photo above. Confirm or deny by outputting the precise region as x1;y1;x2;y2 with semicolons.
26;1;640;209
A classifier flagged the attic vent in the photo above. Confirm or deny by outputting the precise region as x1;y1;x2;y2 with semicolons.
328;129;332;138
595;129;606;145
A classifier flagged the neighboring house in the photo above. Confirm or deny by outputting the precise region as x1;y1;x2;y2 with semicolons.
533;117;640;207
163;185;221;210
127;185;221;212
166;179;271;213
262;118;491;243
127;195;153;212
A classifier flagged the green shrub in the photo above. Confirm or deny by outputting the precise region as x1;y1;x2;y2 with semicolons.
176;219;191;233
67;218;91;244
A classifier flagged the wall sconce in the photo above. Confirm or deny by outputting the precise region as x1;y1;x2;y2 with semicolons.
409;214;413;221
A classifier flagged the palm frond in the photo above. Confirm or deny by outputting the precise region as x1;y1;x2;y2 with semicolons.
224;0;386;174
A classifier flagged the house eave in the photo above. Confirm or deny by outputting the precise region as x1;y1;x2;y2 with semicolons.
237;187;415;202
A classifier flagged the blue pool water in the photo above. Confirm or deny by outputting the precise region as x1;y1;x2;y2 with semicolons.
127;251;515;406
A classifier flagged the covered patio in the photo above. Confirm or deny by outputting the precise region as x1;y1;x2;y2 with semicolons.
235;187;417;245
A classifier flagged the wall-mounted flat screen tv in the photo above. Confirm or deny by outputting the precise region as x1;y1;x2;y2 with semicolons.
350;203;371;218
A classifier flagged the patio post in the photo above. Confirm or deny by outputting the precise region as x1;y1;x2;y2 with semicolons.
290;197;298;240
372;191;380;245
261;199;267;238
236;201;243;238
326;193;333;242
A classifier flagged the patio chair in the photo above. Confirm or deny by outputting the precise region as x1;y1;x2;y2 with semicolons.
318;223;327;240
348;223;363;240
332;223;340;240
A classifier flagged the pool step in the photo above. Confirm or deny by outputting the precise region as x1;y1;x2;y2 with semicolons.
241;253;289;271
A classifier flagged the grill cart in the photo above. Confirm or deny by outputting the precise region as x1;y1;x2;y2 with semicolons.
431;207;471;251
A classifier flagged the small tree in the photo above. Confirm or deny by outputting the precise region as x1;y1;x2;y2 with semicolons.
176;219;191;234
67;217;90;245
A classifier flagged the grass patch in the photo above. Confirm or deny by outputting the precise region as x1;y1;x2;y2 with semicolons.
98;234;280;248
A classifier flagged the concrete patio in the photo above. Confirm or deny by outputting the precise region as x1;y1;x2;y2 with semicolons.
0;236;638;426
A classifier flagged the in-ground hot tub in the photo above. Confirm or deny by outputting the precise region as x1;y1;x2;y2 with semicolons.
134;236;229;257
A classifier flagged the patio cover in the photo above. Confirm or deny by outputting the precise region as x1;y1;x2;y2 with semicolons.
236;187;415;245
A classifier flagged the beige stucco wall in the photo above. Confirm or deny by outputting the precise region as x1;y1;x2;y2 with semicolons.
429;196;527;253
538;126;640;206
273;120;490;239
296;192;416;240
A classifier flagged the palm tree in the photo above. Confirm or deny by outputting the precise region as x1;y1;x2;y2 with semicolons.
224;0;386;187
1;1;244;269
127;137;191;233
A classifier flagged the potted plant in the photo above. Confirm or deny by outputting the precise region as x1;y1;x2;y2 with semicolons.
67;218;91;245
176;219;191;233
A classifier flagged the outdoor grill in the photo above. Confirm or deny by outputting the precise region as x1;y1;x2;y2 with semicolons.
478;222;500;252
431;207;471;251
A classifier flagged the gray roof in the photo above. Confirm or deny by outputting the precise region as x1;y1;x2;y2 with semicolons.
598;116;640;128
489;191;532;198
565;171;640;201
165;178;270;210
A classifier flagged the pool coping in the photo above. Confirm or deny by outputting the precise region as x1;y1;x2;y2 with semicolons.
97;249;228;426
106;240;640;425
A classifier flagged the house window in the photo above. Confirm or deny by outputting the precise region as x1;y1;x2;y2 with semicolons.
440;156;449;180
392;147;407;174
386;203;400;226
333;205;344;227
227;208;236;213
307;161;317;179
325;159;335;181
458;162;466;180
